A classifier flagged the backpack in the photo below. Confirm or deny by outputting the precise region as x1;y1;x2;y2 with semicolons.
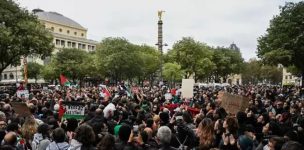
176;135;188;150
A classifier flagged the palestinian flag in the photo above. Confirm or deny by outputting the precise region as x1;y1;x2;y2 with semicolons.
60;74;70;86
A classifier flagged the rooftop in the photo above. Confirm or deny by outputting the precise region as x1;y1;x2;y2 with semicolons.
33;9;86;30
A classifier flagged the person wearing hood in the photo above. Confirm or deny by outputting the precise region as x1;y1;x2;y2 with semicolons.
46;128;70;150
32;123;51;150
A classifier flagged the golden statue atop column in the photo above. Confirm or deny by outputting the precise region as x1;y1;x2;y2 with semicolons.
158;10;165;20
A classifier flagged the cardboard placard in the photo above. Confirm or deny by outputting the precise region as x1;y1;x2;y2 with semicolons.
181;79;195;98
220;92;249;115
16;90;29;99
62;101;85;119
11;102;31;117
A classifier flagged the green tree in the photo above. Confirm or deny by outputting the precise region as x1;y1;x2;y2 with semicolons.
53;48;90;82
22;62;43;83
241;59;262;84
0;0;54;74
260;65;283;85
96;37;143;82
137;45;160;84
257;2;304;85
41;61;57;82
163;62;183;87
170;37;213;81
212;47;244;82
241;59;282;85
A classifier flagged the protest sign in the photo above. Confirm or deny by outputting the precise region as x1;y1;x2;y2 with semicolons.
181;79;195;98
62;101;85;120
220;92;249;115
16;90;29;99
165;93;172;100
11;102;31;117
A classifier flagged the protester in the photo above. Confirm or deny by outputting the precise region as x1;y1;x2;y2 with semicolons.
0;83;303;150
46;128;70;150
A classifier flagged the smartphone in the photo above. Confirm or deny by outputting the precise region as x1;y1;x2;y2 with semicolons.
133;125;139;135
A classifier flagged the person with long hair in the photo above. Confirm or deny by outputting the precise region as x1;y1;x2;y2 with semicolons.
219;117;238;150
21;116;38;149
196;118;215;150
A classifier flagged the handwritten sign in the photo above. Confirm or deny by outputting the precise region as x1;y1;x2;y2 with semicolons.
220;92;249;115
181;79;195;98
62;101;85;119
11;102;31;117
16;90;29;99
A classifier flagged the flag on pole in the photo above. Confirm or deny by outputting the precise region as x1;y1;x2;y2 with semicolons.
99;85;111;97
102;88;111;97
60;74;70;86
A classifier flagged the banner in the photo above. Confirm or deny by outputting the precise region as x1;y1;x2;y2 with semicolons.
181;79;195;98
11;102;31;117
220;92;249;115
62;101;85;119
16;90;29;99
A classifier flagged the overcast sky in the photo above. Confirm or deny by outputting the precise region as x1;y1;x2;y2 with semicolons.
16;0;301;61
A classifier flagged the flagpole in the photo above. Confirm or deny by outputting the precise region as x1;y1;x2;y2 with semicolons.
23;56;28;86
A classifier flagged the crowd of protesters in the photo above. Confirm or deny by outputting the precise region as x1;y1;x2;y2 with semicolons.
0;82;303;150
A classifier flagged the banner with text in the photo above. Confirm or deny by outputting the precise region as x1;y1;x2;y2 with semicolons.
16;90;29;99
62;101;85;120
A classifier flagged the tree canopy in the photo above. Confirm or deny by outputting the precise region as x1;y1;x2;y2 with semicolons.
241;59;282;85
52;48;91;81
257;2;304;80
22;62;43;82
167;37;214;81
0;0;54;74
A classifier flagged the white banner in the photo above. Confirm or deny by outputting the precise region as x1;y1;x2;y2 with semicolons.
16;90;29;99
181;79;195;98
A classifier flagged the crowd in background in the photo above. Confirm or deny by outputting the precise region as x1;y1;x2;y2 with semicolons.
0;82;303;150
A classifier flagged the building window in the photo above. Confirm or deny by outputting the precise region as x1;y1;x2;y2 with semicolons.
67;30;70;34
82;44;86;49
4;74;7;80
78;43;82;49
61;40;65;46
72;42;76;48
91;46;95;50
9;73;14;79
81;33;84;37
67;41;71;47
74;32;77;35
59;28;62;32
88;45;91;50
51;27;54;31
285;76;288;80
56;39;60;45
290;75;292;79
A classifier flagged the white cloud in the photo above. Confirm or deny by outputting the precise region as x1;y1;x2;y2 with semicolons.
16;0;302;60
